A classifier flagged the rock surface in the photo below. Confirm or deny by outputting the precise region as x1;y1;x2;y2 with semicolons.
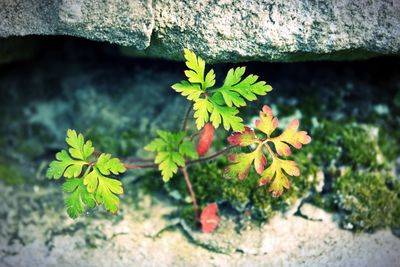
1;183;399;267
1;0;400;62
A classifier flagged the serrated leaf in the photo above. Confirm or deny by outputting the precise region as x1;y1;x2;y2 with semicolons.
174;50;273;132
146;131;198;182
179;140;198;159
258;158;300;197
94;171;124;213
225;152;255;180
255;105;279;137
155;151;185;182
228;126;258;146
209;101;244;131
215;67;272;108
184;48;205;85
96;153;126;175
63;178;96;219
269;119;312;156
225;105;311;197
47;150;87;179
225;144;266;179
204;69;216;89
66;129;94;161
144;138;168;152
193;98;213;130
171;81;203;101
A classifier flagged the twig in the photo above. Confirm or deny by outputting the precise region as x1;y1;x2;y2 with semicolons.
181;104;193;131
186;145;238;165
124;163;158;169
181;166;199;220
122;145;238;169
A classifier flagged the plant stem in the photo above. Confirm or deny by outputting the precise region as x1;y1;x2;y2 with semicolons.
263;141;276;159
124;163;158;169
186;145;238;165
123;145;238;169
181;103;193;131
181;166;199;220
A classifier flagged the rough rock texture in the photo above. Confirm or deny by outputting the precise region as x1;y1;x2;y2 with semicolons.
0;0;153;49
1;183;399;267
1;0;400;62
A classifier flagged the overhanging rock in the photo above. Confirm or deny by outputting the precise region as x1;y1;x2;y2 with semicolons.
1;0;399;62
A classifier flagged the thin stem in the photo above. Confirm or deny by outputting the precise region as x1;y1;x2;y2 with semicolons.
122;145;238;169
187;145;238;165
123;157;155;163
181;166;199;220
124;163;158;169
181;103;193;131
263;141;276;159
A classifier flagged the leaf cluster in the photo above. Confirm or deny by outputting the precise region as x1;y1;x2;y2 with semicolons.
225;105;311;197
172;49;272;131
145;130;198;182
47;129;126;218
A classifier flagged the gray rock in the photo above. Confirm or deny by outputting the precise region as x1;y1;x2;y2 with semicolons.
0;0;153;49
1;0;400;62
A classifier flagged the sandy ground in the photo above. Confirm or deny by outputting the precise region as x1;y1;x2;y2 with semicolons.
0;183;399;267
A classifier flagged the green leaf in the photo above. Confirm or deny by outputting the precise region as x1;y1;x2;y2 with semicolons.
48;130;127;217
193;98;213;130
47;150;87;179
204;69;216;89
173;50;273;132
215;67;272;108
184;48;205;85
144;138;168;152
63;178;96;219
146;131;197;182
66;129;94;161
94;171;124;213
96;153;126;175
209;101;244;131
171;81;203;101
179;140;198;159
82;153;126;213
155;151;185;182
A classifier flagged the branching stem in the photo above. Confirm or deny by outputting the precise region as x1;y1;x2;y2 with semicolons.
123;145;238;169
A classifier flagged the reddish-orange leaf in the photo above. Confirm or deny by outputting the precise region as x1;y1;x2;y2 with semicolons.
269;119;312;156
200;203;219;233
228;126;258;146
255;105;279;137
197;123;214;156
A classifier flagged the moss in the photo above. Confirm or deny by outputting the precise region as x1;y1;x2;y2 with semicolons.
309;121;383;169
378;129;400;162
166;154;319;222
333;170;400;232
0;162;26;186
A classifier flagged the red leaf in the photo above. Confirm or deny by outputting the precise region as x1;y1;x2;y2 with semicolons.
197;123;214;156
200;203;219;233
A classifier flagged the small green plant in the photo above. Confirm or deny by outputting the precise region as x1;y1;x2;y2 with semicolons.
47;49;311;232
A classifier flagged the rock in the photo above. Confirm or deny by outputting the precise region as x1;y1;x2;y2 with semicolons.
1;0;400;62
299;203;330;221
0;0;153;49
